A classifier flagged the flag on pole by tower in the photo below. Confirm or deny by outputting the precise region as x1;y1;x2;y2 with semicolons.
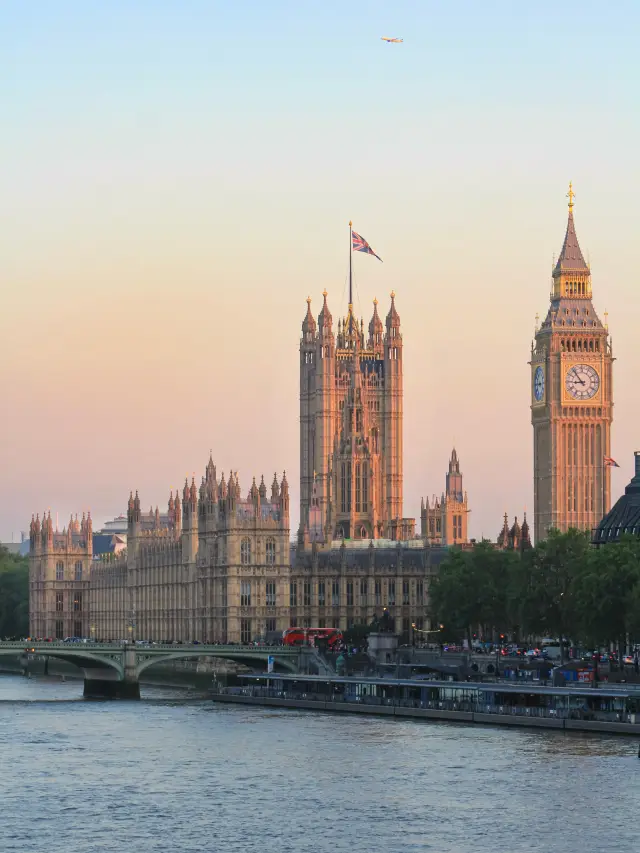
604;456;620;468
352;230;383;262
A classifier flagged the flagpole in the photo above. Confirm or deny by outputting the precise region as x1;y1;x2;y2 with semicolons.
349;220;353;307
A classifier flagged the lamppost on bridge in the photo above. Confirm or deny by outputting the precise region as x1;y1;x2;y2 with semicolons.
128;610;136;644
90;624;95;642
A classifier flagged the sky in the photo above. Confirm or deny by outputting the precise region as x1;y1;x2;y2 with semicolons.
1;1;639;542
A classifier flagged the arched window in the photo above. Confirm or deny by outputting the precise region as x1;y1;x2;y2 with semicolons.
241;537;251;565
56;561;64;581
265;538;276;566
75;561;83;581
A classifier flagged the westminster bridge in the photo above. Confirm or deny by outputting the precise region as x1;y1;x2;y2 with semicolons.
0;641;323;699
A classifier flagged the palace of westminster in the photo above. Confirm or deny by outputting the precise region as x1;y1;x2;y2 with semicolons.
28;191;615;643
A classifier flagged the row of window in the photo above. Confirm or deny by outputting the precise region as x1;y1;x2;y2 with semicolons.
55;592;83;612
240;537;276;566
560;338;600;352
452;514;463;541
292;579;424;608
55;561;84;581
237;579;426;609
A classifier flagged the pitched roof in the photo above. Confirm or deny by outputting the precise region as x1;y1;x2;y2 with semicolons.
554;211;589;275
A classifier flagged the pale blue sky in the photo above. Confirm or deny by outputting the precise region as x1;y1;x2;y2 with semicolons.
1;1;639;540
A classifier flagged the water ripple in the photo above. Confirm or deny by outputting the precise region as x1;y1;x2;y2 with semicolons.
1;674;638;853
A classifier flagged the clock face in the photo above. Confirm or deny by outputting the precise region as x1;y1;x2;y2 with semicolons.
565;364;600;400
533;366;544;402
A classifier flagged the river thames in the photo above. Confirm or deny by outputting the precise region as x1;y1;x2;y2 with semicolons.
1;674;639;853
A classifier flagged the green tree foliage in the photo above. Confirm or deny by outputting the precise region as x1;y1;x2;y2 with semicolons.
429;531;640;653
429;543;518;646
0;546;29;638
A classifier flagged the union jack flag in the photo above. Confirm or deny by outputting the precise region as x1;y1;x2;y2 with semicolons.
604;456;620;468
352;230;382;262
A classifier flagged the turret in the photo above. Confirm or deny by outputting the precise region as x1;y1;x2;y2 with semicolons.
280;471;290;522
302;296;317;341
317;289;333;337
368;298;384;351
520;513;532;551
174;493;182;534
497;513;510;549
128;491;142;564
181;477;199;563
383;291;403;527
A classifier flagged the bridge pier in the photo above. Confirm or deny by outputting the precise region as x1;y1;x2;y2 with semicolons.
83;678;140;700
84;646;140;699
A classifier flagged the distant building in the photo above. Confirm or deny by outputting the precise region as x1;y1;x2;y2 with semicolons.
421;449;469;546
0;532;29;557
99;515;128;535
496;514;532;552
593;451;640;544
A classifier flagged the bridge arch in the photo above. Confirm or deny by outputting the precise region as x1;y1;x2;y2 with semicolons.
0;646;124;679
135;649;298;679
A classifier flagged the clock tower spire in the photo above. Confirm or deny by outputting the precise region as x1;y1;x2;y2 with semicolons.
530;185;613;542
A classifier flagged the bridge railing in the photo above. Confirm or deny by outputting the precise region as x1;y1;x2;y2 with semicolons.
0;640;297;654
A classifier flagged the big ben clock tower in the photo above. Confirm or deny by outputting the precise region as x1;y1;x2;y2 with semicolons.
531;185;613;542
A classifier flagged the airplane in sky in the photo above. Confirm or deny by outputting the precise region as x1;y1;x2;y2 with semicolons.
381;37;403;43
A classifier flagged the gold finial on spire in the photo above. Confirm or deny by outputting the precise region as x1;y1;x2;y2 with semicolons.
604;310;609;330
349;220;352;227
390;290;396;299
306;295;311;305
373;297;378;306
322;288;328;298
567;181;575;212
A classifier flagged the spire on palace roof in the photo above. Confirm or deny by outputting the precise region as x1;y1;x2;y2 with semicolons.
302;296;317;336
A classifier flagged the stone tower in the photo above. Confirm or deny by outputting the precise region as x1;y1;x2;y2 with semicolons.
531;185;613;541
421;449;469;545
300;292;403;541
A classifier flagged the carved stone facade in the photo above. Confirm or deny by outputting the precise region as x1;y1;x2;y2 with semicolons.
28;512;93;639
29;458;291;643
531;188;613;541
289;540;449;639
299;292;403;543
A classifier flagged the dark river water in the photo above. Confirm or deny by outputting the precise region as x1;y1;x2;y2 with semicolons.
1;674;639;853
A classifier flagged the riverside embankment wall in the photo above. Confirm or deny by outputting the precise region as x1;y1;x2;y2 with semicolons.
210;692;640;736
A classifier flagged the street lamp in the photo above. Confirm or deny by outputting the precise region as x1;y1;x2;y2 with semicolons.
90;624;95;642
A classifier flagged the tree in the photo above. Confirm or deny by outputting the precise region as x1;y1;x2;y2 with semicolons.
519;528;590;661
429;543;517;646
0;546;29;638
575;535;640;655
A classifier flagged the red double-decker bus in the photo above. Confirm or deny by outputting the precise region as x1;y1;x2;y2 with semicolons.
282;627;343;649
